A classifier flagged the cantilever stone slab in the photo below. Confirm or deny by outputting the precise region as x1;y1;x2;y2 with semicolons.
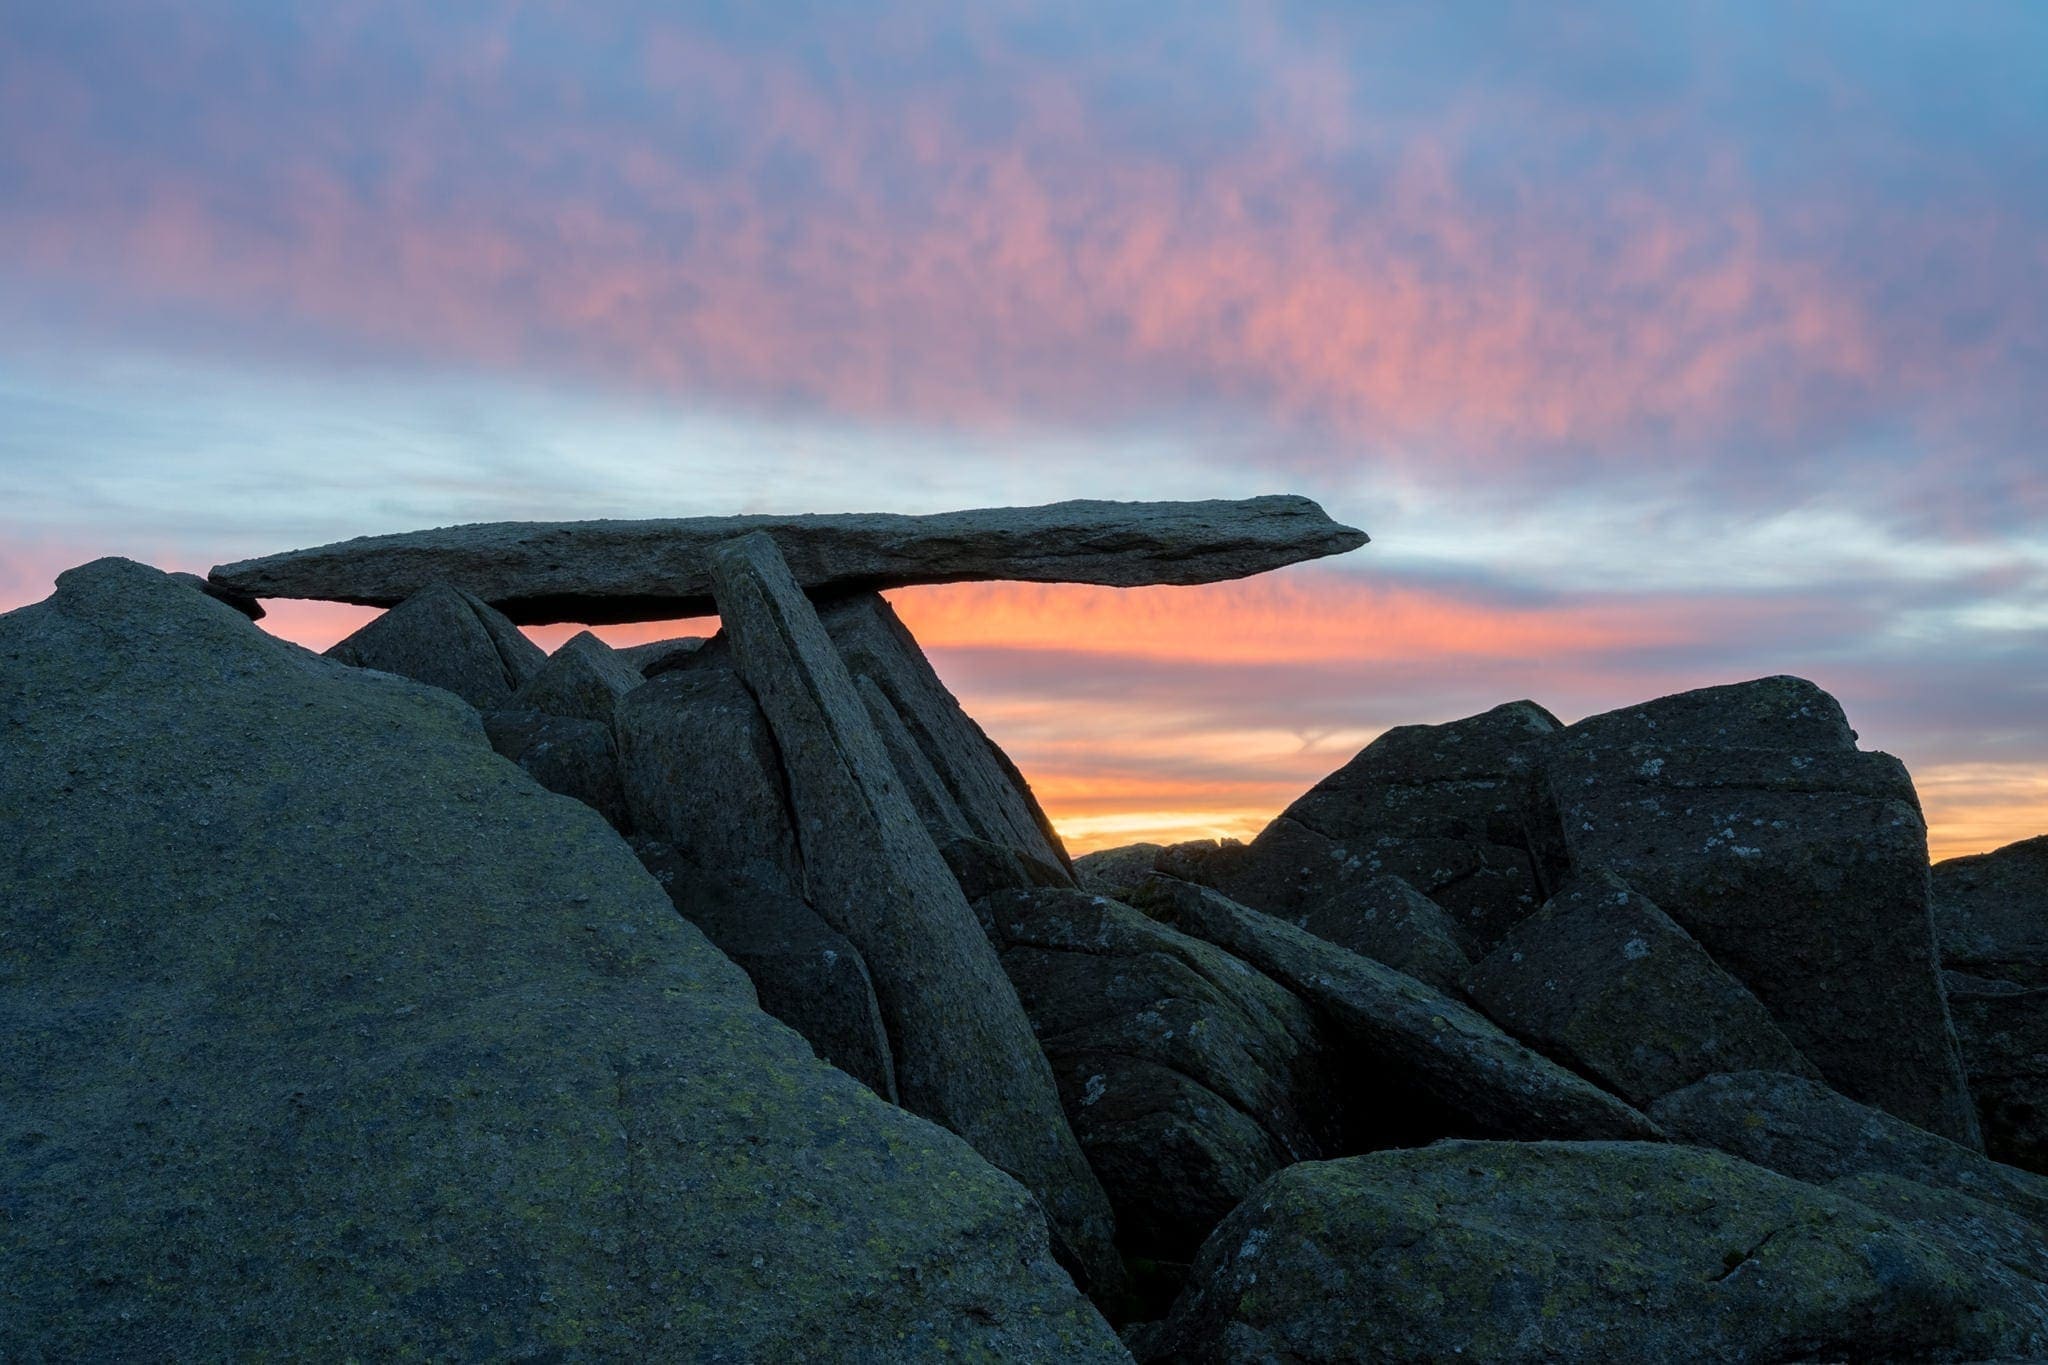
209;495;1370;623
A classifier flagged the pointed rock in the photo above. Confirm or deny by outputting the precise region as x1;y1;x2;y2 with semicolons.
508;629;645;723
324;581;544;708
707;531;1124;1297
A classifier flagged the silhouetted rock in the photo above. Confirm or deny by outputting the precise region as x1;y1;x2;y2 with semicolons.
1129;876;1659;1141
980;886;1330;1269
480;708;629;831
1526;676;1980;1145
324;580;545;708
1140;1141;2048;1363
168;569;264;619
508;629;644;723
0;558;1125;1362
1945;972;2048;1174
1462;871;1819;1106
708;531;1125;1297
1210;701;1558;957
212;494;1370;623
1936;834;2048;988
1649;1071;2048;1230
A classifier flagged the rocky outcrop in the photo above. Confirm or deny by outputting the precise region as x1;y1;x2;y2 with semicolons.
324;580;545;708
617;633;705;676
1525;676;1980;1145
1936;834;2048;988
1075;843;1169;894
1285;871;1470;993
0;558;1126;1362
1138;1141;2048;1363
1649;1070;2048;1230
1945;972;2048;1174
508;629;645;723
707;531;1124;1296
1462;871;1819;1106
1205;701;1558;957
480;708;630;831
1129;876;1659;1142
978;887;1331;1270
210;495;1370;623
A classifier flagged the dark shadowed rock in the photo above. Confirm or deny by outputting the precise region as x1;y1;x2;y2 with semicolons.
707;532;1124;1297
942;834;1072;904
979;887;1331;1269
323;581;545;709
1824;1171;2048;1325
168;569;264;620
1075;843;1168;894
1140;1141;2048;1364
1210;702;1558;957
0;559;1126;1362
613;660;804;897
1289;872;1470;993
508;629;645;723
1526;676;1979;1145
1129;876;1659;1142
1945;972;2048;1174
211;495;1370;623
635;840;897;1102
823;592;1073;877
617;633;706;676
1935;834;2048;988
480;708;630;831
1649;1071;2048;1230
1462;871;1819;1106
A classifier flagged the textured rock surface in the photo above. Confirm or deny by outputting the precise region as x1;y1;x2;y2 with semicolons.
1936;834;2048;988
212;495;1370;623
1649;1071;2048;1230
1129;876;1659;1141
1075;843;1168;894
1526;676;1979;1145
508;629;646;723
1945;972;2048;1174
823;592;1073;877
480;708;630;832
708;532;1124;1296
617;633;705;676
324;580;545;708
979;887;1330;1266
168;569;264;619
1210;702;1558;957
613;659;804;897
0;558;1127;1362
635;840;897;1102
1463;871;1818;1106
1140;1141;2048;1364
1289;872;1470;993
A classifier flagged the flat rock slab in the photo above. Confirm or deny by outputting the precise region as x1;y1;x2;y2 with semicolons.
209;495;1369;623
707;531;1125;1298
0;559;1125;1362
1139;1141;2048;1364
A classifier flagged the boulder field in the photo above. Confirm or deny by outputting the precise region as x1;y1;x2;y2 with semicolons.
6;499;2046;1361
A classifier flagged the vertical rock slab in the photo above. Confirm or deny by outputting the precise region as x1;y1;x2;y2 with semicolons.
324;581;545;708
1462;871;1820;1106
707;532;1124;1297
508;629;646;724
0;559;1127;1362
822;591;1074;877
1526;676;1979;1145
1944;973;2048;1174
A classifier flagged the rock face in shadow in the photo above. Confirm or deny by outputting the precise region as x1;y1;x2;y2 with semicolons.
1288;872;1471;994
616;634;705;676
480;708;630;832
1525;676;1980;1146
707;532;1125;1298
1648;1071;2048;1230
324;580;545;708
1206;701;1559;958
507;629;645;724
1128;876;1659;1142
1139;1142;2048;1364
978;887;1331;1269
1935;834;2048;989
1462;871;1819;1106
822;591;1074;880
1944;973;2048;1174
0;559;1126;1362
211;494;1370;624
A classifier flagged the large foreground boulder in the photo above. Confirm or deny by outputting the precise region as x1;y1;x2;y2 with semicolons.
211;495;1370;624
323;580;545;708
1138;1142;2048;1363
708;532;1124;1296
1935;834;2048;988
1129;877;1659;1142
0;559;1125;1361
1525;676;1979;1145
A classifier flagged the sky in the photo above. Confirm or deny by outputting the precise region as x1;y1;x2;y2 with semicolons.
2;2;2043;859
